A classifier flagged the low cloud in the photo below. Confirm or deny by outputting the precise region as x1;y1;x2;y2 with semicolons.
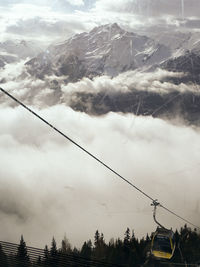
1;62;200;123
59;69;200;119
61;69;189;96
0;103;200;248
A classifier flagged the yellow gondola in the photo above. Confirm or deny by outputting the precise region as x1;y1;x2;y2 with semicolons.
151;227;175;259
150;200;176;260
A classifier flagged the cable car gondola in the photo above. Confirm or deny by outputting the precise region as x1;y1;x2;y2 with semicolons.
151;201;176;260
151;227;175;259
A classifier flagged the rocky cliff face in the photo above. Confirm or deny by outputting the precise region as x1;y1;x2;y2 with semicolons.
25;23;171;81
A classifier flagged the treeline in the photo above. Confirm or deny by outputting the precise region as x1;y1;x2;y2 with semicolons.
0;225;200;267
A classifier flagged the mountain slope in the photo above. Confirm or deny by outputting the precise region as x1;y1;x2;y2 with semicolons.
0;39;42;67
7;24;200;125
25;23;171;81
161;51;200;84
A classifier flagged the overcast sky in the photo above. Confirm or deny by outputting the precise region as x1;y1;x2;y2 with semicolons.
0;0;200;45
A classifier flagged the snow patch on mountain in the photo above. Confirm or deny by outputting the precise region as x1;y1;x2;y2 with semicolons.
25;23;171;81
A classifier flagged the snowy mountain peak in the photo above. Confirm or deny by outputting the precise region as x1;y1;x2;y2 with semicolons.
90;23;124;35
68;23;126;47
25;24;171;81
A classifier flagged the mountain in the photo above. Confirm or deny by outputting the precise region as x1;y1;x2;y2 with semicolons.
24;25;200;84
69;87;200;125
143;30;200;52
161;50;200;85
25;23;171;81
12;24;200;124
163;51;200;75
0;53;18;68
0;39;42;67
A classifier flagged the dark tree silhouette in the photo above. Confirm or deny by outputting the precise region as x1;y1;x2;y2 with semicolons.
43;245;50;266
16;235;30;267
50;237;58;266
61;235;71;254
93;230;106;260
81;240;92;258
1;226;200;267
0;244;9;267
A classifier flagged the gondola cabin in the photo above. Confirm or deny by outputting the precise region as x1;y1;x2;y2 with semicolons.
151;227;175;260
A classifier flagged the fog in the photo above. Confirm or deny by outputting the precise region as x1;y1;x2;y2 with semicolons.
0;100;200;248
1;61;197;110
61;69;189;96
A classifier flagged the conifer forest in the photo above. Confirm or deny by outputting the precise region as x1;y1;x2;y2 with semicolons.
0;225;200;267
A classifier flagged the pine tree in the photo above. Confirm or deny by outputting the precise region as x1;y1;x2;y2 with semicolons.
61;235;71;253
16;235;30;267
124;227;130;246
93;231;106;260
0;244;8;267
94;230;100;248
59;235;72;267
50;237;58;266
44;245;49;266
123;228;132;265
50;237;57;257
81;240;92;258
36;256;42;267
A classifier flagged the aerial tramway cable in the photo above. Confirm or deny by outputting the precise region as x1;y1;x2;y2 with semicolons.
0;87;200;231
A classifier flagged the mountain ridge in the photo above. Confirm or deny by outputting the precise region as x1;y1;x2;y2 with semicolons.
25;23;171;81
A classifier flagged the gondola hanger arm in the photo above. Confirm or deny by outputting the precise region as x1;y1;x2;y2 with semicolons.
151;200;168;230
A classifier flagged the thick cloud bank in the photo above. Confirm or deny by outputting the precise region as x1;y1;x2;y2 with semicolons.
0;104;200;248
1;62;200;125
